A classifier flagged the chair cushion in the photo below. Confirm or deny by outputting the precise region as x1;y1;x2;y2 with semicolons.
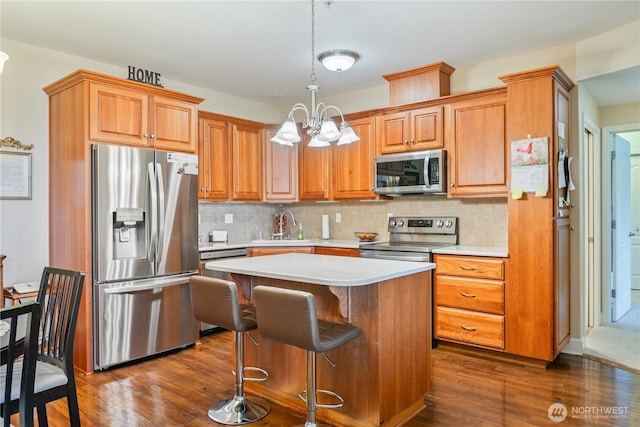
33;360;68;393
0;360;68;402
0;363;22;402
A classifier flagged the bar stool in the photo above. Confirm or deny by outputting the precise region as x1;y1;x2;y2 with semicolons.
253;286;361;427
189;276;271;425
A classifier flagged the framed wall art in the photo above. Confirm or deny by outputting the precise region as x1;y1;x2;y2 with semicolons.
0;150;32;199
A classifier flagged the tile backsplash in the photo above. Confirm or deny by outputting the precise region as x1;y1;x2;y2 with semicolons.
199;196;508;247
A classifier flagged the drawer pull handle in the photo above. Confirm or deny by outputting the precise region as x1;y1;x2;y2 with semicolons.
460;324;477;332
460;266;477;271
460;292;477;298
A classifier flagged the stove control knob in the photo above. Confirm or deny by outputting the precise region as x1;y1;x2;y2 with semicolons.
389;219;397;227
436;220;444;228
444;220;454;228
396;220;405;227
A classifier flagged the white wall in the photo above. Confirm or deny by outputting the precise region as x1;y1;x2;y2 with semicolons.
576;20;640;81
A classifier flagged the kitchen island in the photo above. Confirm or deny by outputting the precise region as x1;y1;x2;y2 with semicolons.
205;253;435;427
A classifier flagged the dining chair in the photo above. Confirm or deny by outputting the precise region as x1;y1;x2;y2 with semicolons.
4;267;85;427
0;301;41;427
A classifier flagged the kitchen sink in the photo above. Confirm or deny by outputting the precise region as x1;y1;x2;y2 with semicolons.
250;239;312;244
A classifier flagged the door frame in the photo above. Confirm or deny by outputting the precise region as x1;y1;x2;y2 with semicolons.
583;116;601;331
601;123;639;326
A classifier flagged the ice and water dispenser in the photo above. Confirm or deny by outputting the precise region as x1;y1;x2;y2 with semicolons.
112;207;146;259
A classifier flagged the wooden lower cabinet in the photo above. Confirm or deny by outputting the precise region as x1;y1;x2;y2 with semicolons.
436;307;504;349
314;246;359;257
250;247;313;257
434;254;506;350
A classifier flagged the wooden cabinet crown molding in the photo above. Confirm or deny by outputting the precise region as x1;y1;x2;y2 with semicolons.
43;69;204;104
498;65;574;92
198;110;264;129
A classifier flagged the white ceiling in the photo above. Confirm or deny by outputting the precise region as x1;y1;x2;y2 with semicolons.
1;1;639;109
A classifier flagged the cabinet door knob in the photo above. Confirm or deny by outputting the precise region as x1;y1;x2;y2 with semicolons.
403;140;409;145
450;183;455;188
144;133;149;138
150;134;156;139
410;139;415;144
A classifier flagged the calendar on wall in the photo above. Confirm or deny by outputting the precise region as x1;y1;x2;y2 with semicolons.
510;136;549;198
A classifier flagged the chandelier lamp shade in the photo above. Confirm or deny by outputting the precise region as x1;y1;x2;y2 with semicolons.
0;51;9;74
319;50;360;72
271;0;360;148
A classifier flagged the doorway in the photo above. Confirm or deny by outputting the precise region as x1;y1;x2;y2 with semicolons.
583;125;640;372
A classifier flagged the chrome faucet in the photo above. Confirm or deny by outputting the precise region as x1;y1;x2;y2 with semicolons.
273;210;297;240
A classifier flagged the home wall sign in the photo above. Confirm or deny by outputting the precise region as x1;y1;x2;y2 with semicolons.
127;65;163;87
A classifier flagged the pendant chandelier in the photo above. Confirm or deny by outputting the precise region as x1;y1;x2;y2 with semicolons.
271;0;360;148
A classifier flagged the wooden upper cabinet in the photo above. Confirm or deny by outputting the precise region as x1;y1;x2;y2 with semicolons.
264;127;298;202
198;118;230;200
299;135;331;201
198;112;265;202
89;82;198;152
446;91;507;198
150;95;198;152
231;123;263;201
377;106;444;154
333;117;376;200
89;83;148;146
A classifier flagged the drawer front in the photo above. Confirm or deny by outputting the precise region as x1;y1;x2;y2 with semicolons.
435;255;504;280
435;276;504;314
436;306;504;349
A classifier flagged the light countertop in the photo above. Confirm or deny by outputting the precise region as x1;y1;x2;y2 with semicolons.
204;253;434;286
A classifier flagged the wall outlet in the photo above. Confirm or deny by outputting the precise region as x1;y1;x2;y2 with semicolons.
387;212;393;219
224;213;233;224
335;213;341;223
198;214;201;225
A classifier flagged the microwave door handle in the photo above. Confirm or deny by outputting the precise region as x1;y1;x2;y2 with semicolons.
423;153;431;186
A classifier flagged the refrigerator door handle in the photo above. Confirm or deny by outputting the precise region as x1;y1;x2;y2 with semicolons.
104;281;176;294
102;273;194;294
148;162;158;262
156;162;166;265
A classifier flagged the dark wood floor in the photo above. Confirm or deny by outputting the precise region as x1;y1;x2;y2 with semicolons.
10;331;640;426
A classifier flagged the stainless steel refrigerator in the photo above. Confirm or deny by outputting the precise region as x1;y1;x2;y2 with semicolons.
91;144;199;370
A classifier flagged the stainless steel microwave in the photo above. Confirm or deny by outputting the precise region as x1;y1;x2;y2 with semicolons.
374;149;446;195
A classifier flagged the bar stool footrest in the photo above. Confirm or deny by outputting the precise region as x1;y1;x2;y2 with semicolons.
298;389;345;409
232;366;269;382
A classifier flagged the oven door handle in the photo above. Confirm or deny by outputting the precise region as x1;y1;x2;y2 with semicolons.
359;252;431;262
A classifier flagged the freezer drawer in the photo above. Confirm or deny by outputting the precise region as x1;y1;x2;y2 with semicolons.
94;275;199;370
